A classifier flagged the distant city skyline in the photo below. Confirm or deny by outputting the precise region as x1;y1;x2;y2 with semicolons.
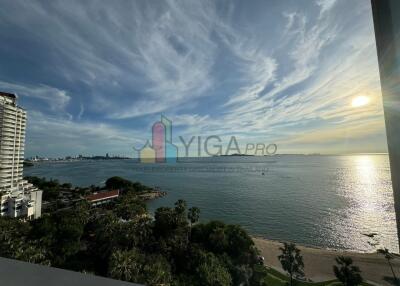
0;0;388;157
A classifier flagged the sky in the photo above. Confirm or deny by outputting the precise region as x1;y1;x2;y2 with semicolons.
0;0;389;157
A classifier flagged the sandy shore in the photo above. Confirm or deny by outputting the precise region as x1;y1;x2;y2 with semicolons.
253;237;399;286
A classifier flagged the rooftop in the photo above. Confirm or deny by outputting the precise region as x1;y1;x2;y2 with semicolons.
0;91;17;99
86;190;119;202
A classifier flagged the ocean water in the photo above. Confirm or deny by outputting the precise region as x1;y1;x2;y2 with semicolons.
25;154;398;253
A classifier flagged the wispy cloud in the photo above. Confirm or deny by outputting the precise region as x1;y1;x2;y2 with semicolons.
316;0;338;16
26;111;143;157
0;0;386;155
0;81;70;111
0;0;223;119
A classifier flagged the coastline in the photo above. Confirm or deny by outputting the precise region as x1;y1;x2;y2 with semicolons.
138;190;167;200
253;236;398;286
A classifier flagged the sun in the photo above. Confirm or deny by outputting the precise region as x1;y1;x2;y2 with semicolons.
351;96;370;108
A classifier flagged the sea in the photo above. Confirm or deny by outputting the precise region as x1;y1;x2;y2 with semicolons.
25;154;398;253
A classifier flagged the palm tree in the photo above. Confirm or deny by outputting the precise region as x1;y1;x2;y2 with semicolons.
108;250;142;282
278;242;304;286
378;248;398;283
187;207;200;240
188;207;200;228
174;199;187;215
333;256;363;286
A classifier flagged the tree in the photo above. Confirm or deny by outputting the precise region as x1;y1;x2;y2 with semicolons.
175;199;188;223
197;252;232;286
87;211;120;275
25;176;61;201
188;207;200;228
154;207;179;236
188;207;200;240
105;176;133;190
0;217;30;258
377;248;398;283
224;225;256;261
109;249;143;282
13;239;51;266
0;216;50;266
114;193;147;220
333;256;363;286
278;242;304;286
61;183;72;189
141;254;172;286
108;249;172;286
28;208;88;267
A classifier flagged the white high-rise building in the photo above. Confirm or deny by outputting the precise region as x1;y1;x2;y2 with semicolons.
0;92;42;219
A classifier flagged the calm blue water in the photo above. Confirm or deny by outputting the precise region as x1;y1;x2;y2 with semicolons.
25;155;398;253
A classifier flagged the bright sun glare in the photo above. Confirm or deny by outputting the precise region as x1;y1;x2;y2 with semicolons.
351;95;370;108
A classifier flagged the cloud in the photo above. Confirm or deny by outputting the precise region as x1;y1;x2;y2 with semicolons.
0;0;387;155
316;0;338;16
77;103;84;120
172;114;210;127
288;118;385;145
26;111;143;157
0;0;224;119
224;57;277;106
0;81;70;111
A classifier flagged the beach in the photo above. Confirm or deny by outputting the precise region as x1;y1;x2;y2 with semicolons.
253;237;399;286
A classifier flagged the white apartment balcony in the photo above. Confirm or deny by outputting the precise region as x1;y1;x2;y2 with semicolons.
0;113;17;120
0;125;25;132
0;118;16;124
0;158;25;162
0;151;25;156
3;105;17;112
0;168;13;173
0;150;21;155
0;126;17;132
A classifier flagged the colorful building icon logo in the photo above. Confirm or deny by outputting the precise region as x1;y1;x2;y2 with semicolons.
134;115;178;163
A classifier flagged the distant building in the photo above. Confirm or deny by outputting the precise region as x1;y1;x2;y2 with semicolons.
86;190;119;207
0;92;42;220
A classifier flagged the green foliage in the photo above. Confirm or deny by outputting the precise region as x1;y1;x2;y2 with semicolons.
278;242;305;286
175;199;187;216
0;216;29;257
105;176;133;190
192;221;258;263
196;252;232;286
1;177;262;286
29;207;88;267
0;216;50;265
142;254;173;285
109;249;172;286
105;176;151;193
108;249;144;282
188;207;200;226
114;192;147;220
25;176;61;201
12;239;51;266
333;256;363;286
61;183;72;189
155;206;183;235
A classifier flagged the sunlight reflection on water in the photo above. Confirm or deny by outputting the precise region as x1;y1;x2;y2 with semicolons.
323;155;397;252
